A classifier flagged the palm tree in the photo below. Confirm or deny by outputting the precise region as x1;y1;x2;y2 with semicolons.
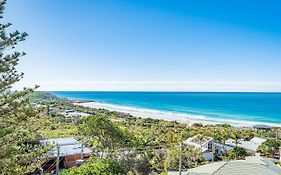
240;129;254;141
216;128;230;155
231;130;241;148
230;130;242;159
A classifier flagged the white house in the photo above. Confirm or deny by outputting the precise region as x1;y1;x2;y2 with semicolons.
183;135;222;161
60;109;90;118
225;137;267;152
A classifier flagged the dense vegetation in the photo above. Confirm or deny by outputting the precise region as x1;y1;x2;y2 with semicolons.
0;0;280;173
27;91;281;174
0;0;49;174
62;158;127;175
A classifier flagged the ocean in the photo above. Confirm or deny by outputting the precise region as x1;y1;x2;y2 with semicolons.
50;91;281;126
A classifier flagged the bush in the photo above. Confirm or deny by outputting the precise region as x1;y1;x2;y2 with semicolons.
227;147;248;160
61;158;126;175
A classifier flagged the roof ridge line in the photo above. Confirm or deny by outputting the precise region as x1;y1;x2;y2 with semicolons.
211;161;228;175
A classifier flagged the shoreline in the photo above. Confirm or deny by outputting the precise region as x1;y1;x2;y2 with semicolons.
75;101;281;128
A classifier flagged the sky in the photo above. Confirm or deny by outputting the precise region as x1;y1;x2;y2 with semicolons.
6;0;281;91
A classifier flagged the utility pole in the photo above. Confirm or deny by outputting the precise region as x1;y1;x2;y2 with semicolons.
212;126;215;163
47;105;50;116
279;147;281;164
40;168;44;175
56;143;60;175
36;156;44;175
179;142;182;175
80;139;84;160
276;128;279;142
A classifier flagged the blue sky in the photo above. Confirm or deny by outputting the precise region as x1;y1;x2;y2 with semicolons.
6;0;281;91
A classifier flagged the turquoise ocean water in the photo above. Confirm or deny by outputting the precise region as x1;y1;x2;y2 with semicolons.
50;92;281;125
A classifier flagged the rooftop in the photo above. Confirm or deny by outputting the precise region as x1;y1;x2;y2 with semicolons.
41;138;80;146
253;125;272;130
40;138;92;157
225;137;267;152
185;156;281;175
183;135;213;152
60;110;91;118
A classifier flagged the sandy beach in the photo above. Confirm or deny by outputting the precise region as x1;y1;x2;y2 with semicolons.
76;102;281;128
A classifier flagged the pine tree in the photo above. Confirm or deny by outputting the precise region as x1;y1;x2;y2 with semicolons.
0;0;43;174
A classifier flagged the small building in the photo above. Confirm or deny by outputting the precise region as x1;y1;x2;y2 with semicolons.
40;138;92;173
183;135;222;161
253;124;272;131
213;142;235;154
30;102;45;108
60;109;91;118
184;156;281;175
65;109;75;113
225;137;267;153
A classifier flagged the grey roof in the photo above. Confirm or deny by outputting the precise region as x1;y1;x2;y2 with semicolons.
168;171;189;175
253;124;272;129
186;156;281;175
40;138;92;157
225;137;267;152
65;109;75;113
40;138;80;146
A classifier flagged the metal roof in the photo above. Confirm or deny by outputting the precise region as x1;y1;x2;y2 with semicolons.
253;124;272;129
40;138;80;146
40;138;92;157
225;137;267;152
186;156;281;175
46;144;92;157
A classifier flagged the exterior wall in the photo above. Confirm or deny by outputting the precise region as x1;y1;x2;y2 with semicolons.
63;154;91;168
215;147;222;155
202;147;222;161
64;155;81;168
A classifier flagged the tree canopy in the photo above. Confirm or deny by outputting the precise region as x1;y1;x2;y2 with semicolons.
61;158;127;175
0;0;43;174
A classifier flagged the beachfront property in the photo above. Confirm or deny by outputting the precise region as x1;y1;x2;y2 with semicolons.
40;138;92;173
168;156;281;175
183;135;222;161
183;135;268;161
253;124;272;131
225;137;267;153
60;109;91;118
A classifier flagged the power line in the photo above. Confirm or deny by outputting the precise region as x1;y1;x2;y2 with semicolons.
32;155;53;175
44;157;64;175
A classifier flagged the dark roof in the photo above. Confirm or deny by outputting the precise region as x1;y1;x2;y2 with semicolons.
253;124;272;129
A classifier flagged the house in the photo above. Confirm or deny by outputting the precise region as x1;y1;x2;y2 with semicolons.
225;137;267;153
183;156;281;175
183;135;222;161
40;138;92;173
65;109;75;113
60;109;91;118
30;102;45;108
253;124;272;131
213;142;235;154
